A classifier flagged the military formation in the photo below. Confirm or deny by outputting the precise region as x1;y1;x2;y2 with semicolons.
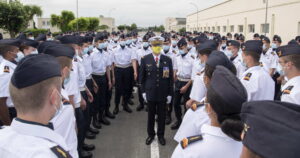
0;30;299;158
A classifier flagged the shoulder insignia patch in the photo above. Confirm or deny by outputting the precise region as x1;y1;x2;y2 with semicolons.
191;103;204;111
243;73;252;81
74;58;78;62
282;86;294;94
271;51;275;55
50;145;72;158
4;66;9;73
180;135;203;149
191;55;195;59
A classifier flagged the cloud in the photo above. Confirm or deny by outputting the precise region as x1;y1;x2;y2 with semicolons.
20;0;224;27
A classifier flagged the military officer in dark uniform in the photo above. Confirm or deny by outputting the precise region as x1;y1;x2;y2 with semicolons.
139;36;173;146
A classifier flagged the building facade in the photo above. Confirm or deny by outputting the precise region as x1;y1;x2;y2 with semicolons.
99;15;116;32
36;18;60;33
165;17;186;32
186;0;300;44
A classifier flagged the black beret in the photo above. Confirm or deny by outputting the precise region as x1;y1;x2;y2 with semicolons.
221;36;227;41
241;100;300;158
59;35;80;45
11;54;61;89
242;40;263;54
227;40;240;48
22;39;39;48
85;36;93;43
0;39;22;47
206;50;235;69
37;41;60;54
262;37;270;43
295;36;300;42
95;35;105;41
43;44;75;59
35;34;47;42
16;33;27;40
288;39;299;46
177;38;187;48
209;65;247;116
253;33;260;38
277;44;300;57
196;40;218;54
193;36;207;44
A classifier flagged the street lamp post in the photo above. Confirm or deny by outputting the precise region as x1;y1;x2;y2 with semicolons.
190;2;199;31
76;0;79;31
264;0;269;36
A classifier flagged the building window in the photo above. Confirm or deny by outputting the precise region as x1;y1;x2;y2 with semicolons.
223;26;227;32
200;27;203;31
298;22;300;35
212;27;215;32
217;26;220;32
47;21;50;26
208;27;210;31
204;27;206;31
238;25;243;33
261;23;269;33
248;24;255;33
42;21;46;26
230;25;234;32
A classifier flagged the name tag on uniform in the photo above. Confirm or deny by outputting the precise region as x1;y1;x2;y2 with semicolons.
163;67;169;78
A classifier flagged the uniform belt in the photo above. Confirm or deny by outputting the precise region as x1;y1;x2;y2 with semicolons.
115;64;132;68
92;72;106;76
178;77;191;82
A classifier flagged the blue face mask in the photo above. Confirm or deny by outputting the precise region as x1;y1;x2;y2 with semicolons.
263;44;267;50
143;42;149;48
172;41;177;46
226;50;233;58
83;47;89;55
179;49;185;55
88;45;94;52
126;40;132;45
98;43;106;49
163;45;170;52
103;42;108;49
271;43;277;49
120;41;126;46
15;52;24;62
64;76;71;85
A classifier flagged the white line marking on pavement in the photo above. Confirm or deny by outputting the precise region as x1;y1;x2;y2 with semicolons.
151;123;160;158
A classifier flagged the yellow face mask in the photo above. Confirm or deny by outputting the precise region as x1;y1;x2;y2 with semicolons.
152;46;162;55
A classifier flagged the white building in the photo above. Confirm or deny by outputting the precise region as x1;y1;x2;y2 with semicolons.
186;0;300;44
99;15;116;32
36;18;60;33
165;17;186;32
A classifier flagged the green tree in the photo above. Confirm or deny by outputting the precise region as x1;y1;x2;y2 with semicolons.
0;1;42;38
117;25;126;31
130;23;137;31
179;27;186;34
99;25;109;30
68;17;89;31
50;10;75;32
87;17;99;31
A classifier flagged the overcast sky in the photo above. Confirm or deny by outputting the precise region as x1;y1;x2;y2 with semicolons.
20;0;224;27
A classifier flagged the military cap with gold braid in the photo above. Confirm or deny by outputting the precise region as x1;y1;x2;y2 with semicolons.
149;36;164;46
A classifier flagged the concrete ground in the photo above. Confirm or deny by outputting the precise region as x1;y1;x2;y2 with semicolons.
86;90;178;158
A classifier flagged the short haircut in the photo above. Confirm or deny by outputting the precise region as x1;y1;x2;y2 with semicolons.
282;54;300;70
56;56;72;70
204;64;237;79
10;77;61;114
0;45;18;55
244;51;261;63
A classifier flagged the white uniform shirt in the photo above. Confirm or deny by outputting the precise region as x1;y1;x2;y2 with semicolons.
136;48;152;65
0;55;3;63
0;59;16;107
231;54;247;78
0;119;69;158
50;88;78;158
82;53;93;79
191;58;204;80
240;66;275;101
76;56;86;90
162;50;178;70
281;76;300;105
260;48;278;73
91;49;110;74
174;106;209;142
65;60;81;108
112;47;137;66
189;69;206;102
172;124;242;158
176;53;194;79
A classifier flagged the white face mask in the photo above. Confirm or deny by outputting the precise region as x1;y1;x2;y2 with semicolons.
31;50;38;55
226;50;233;58
52;92;63;119
278;63;286;76
28;37;34;40
15;52;24;62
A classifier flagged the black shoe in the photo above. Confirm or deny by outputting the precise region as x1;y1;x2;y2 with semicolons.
171;121;181;130
136;104;144;111
89;127;99;134
79;150;93;158
92;121;102;129
128;99;134;105
105;111;116;119
165;115;172;125
123;105;132;113
85;131;96;140
158;137;166;146
113;107;119;115
83;143;95;151
100;116;111;125
146;136;155;145
145;106;148;112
